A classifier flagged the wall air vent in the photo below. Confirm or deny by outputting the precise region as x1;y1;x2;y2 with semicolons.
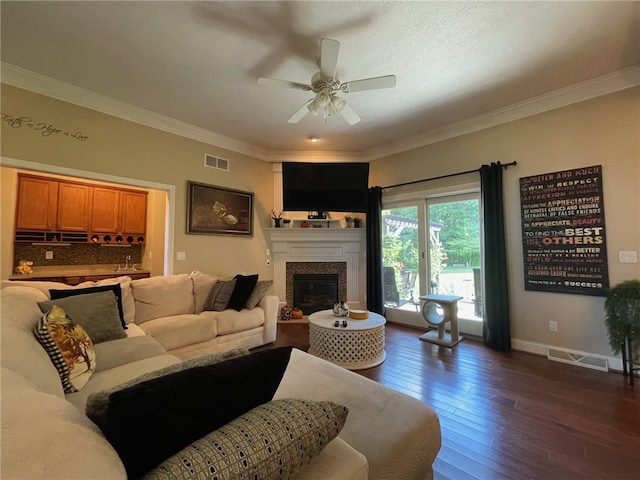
547;347;608;372
204;154;229;172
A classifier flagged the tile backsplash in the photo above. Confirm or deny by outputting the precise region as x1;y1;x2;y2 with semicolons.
14;243;143;267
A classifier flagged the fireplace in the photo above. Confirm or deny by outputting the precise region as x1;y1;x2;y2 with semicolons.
268;227;365;310
293;274;338;314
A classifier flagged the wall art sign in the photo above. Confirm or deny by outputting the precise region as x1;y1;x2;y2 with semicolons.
1;113;89;141
187;181;253;237
519;165;609;296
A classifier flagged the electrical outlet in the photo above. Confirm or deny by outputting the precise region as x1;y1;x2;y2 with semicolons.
549;321;558;332
176;251;186;261
45;251;53;260
266;259;271;267
619;251;637;263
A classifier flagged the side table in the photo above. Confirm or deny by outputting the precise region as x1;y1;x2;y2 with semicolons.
308;310;386;370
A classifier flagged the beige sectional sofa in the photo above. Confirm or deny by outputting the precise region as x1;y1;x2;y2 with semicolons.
1;279;442;479
3;270;279;359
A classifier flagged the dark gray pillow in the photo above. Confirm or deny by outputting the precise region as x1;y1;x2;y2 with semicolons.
144;399;349;480
203;279;237;311
38;291;126;344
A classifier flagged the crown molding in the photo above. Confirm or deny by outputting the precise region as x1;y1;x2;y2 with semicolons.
3;62;638;163
1;63;270;161
364;65;640;161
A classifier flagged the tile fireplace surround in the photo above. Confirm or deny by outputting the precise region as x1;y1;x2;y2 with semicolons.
268;228;366;310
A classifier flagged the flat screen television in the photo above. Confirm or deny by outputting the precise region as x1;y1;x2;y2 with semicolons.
282;162;369;215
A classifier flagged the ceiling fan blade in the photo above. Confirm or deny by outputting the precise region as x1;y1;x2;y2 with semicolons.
287;101;313;124
258;77;312;91
320;38;340;79
339;103;361;125
342;75;396;93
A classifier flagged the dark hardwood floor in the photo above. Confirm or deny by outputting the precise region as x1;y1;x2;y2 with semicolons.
261;321;640;480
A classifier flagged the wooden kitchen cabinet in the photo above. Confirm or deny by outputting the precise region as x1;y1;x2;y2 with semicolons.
56;182;92;231
90;187;147;235
90;187;121;233
15;174;148;241
15;175;58;230
120;190;147;235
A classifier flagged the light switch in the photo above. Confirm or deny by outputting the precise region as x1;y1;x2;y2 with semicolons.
45;251;54;260
176;251;186;261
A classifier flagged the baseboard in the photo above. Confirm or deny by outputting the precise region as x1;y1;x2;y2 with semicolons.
511;338;623;372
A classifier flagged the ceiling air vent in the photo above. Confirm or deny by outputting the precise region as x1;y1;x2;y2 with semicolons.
204;154;229;172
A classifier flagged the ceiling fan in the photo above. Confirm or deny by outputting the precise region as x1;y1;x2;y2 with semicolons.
258;38;396;125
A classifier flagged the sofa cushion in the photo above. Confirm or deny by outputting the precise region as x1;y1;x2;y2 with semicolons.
132;273;194;323
138;314;218;351
1;367;126;479
144;398;349;480
245;279;273;309
1;279;67;297
38;291;127;344
76;276;136;325
1;286;65;397
50;283;127;329
203;278;236;311
190;270;219;313
93;335;169;373
228;273;259;311
33;305;97;393
200;306;265;335
86;346;292;479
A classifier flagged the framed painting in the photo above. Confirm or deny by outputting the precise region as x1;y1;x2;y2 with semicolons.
187;181;253;236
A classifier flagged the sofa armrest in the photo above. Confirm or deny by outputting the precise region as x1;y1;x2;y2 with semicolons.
259;295;278;344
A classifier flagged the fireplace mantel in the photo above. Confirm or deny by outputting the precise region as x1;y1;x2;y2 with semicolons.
268;228;366;310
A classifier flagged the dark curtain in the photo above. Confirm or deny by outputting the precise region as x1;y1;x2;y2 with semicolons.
480;162;511;351
366;186;385;315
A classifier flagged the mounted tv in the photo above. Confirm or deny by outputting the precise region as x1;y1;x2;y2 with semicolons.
282;162;369;216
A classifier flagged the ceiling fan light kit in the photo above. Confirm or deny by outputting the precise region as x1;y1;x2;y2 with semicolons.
258;38;396;126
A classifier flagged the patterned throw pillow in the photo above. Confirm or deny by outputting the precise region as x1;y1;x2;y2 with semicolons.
245;280;273;309
144;399;349;480
88;347;293;480
33;305;97;393
203;279;237;311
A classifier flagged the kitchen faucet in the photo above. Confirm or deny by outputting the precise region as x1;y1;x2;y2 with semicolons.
124;255;131;270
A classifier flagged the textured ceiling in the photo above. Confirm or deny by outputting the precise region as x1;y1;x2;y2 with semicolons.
1;1;638;159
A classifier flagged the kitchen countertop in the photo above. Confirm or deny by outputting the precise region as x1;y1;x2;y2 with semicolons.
8;264;150;281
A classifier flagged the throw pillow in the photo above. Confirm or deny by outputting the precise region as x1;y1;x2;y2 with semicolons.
49;284;127;329
228;273;259;311
33;305;97;393
245;280;273;309
144;398;349;480
38;291;126;344
87;346;293;480
203;279;237;311
86;348;250;422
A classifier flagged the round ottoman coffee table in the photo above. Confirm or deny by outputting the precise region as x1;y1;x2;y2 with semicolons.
308;309;386;370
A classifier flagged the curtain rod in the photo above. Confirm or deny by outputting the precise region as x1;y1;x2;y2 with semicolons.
381;160;517;190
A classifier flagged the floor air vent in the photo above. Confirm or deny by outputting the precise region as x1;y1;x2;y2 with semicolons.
547;347;608;372
204;154;229;171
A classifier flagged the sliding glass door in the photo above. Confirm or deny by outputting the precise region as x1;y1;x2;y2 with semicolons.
427;194;482;321
382;191;483;333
